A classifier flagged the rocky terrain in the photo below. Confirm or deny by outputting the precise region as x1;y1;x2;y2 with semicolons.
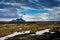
6;31;60;40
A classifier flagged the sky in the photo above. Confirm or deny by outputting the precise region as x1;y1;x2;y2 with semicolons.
0;0;60;21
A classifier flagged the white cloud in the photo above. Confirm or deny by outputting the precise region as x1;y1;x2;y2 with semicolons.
44;7;60;21
22;6;60;21
0;8;18;18
0;8;19;21
22;13;50;21
0;18;17;21
0;2;21;7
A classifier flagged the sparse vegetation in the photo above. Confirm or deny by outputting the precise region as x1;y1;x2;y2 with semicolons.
0;22;60;40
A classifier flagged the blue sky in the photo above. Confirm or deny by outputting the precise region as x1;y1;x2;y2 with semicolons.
25;9;48;15
0;0;60;21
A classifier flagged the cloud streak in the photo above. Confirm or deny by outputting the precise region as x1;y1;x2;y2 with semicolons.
0;8;18;18
0;0;60;21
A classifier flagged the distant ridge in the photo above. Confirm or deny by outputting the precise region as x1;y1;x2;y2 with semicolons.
0;21;60;24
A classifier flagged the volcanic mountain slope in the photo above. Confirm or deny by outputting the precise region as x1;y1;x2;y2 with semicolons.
10;18;25;22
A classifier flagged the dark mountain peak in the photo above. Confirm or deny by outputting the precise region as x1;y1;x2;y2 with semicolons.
11;18;25;22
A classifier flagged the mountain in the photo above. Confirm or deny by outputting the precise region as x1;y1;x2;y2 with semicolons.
10;18;25;22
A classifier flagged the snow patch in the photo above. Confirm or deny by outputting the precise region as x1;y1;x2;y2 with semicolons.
36;29;50;35
0;31;30;40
